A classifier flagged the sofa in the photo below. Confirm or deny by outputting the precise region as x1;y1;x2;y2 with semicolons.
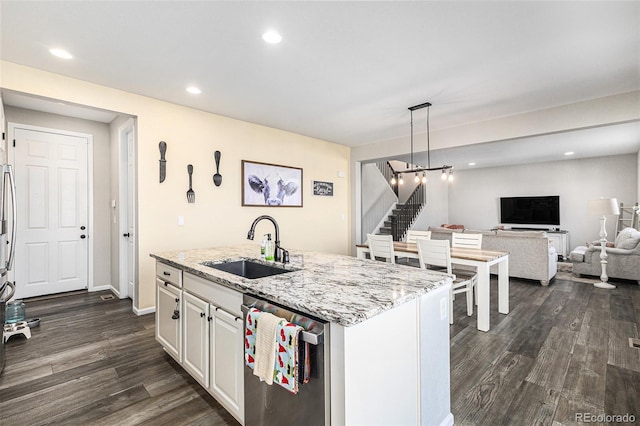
427;226;558;286
569;227;640;283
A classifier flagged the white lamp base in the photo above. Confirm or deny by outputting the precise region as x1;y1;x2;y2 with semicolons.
593;281;616;290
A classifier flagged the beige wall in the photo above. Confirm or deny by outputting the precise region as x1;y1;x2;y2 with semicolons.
1;61;351;311
4;106;113;289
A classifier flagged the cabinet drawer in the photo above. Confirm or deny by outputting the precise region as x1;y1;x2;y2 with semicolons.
184;272;242;317
157;262;183;288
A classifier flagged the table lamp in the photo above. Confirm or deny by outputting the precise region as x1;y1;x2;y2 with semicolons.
587;198;620;289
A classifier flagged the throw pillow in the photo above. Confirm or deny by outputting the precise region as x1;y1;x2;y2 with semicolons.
429;226;464;233
614;227;639;247
616;228;640;250
588;241;616;248
441;224;464;230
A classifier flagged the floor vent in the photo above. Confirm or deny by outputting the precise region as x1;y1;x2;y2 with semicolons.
100;294;115;301
629;338;640;349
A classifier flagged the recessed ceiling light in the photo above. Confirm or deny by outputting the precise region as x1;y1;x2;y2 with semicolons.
468;162;476;166
564;151;575;156
186;86;201;95
262;31;282;44
49;48;73;59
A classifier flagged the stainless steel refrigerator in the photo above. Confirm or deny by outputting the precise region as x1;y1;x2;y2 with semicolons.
0;164;17;374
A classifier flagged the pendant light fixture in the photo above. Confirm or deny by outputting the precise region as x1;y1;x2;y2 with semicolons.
391;102;453;185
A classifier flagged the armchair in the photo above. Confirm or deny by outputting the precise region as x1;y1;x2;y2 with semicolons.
569;227;640;284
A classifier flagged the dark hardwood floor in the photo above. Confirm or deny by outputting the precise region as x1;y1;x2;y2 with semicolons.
1;276;638;425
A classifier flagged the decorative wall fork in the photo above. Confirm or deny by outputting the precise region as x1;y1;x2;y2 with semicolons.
187;164;195;203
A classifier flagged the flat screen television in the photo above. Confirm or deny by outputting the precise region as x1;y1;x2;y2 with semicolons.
500;195;560;226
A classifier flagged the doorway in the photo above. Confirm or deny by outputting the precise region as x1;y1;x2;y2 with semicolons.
9;123;92;299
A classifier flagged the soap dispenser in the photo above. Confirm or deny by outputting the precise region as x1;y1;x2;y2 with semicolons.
264;233;275;261
260;235;267;260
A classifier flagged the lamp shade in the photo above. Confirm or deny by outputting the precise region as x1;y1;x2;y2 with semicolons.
587;198;620;216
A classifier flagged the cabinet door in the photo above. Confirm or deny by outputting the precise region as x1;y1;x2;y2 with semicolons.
548;233;568;259
183;292;209;387
210;305;244;423
156;279;182;362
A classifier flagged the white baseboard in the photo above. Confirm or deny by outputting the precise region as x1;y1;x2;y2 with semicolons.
110;285;122;298
89;284;112;293
134;306;155;316
440;413;454;426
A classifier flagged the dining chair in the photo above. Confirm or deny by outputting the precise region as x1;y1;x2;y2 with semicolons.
367;234;395;264
406;230;432;243
451;233;483;249
451;232;482;303
401;230;432;266
416;238;477;324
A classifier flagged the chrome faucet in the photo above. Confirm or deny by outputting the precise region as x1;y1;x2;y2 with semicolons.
247;215;289;263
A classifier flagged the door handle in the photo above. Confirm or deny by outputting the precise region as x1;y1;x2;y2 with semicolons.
123;233;131;237
80;235;86;239
80;226;86;230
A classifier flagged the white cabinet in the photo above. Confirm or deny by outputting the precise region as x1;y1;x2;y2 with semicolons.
157;261;183;287
548;231;569;260
180;271;244;424
154;265;245;425
183;292;210;387
210;304;244;422
156;278;182;362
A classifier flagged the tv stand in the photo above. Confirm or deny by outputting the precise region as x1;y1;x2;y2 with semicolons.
511;227;549;231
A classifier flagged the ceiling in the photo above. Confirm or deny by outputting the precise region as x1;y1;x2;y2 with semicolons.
1;1;639;169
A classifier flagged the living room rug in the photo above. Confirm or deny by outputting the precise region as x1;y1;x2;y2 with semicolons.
556;270;601;284
555;262;637;285
555;261;602;284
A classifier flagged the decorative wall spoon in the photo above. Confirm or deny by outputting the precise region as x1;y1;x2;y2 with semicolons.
213;151;222;187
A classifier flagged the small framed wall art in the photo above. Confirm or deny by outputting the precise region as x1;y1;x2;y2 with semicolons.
312;180;333;196
242;160;303;207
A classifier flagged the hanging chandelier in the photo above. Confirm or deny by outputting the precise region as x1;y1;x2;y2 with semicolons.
390;102;453;185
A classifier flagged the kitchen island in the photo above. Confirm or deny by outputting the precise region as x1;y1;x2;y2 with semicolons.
151;244;453;426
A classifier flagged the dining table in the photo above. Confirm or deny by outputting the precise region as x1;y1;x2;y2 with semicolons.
356;241;509;332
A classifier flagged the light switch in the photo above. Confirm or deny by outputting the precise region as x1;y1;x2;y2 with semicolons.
178;215;184;226
111;200;116;208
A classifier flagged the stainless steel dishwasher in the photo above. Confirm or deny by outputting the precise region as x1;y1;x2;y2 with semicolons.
242;294;330;426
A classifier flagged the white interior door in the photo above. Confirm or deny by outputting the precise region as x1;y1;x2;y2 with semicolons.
126;128;135;298
119;118;136;301
13;126;89;299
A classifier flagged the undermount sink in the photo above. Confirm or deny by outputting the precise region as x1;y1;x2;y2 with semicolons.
202;260;293;279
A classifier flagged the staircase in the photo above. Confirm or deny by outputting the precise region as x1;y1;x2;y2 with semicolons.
378;182;426;241
363;161;427;242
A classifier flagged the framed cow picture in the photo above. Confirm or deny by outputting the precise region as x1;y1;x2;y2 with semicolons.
241;160;303;207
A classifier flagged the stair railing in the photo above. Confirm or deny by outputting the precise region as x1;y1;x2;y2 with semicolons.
375;161;399;197
391;183;426;241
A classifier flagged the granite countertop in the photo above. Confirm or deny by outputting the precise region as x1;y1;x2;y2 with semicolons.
150;244;452;327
